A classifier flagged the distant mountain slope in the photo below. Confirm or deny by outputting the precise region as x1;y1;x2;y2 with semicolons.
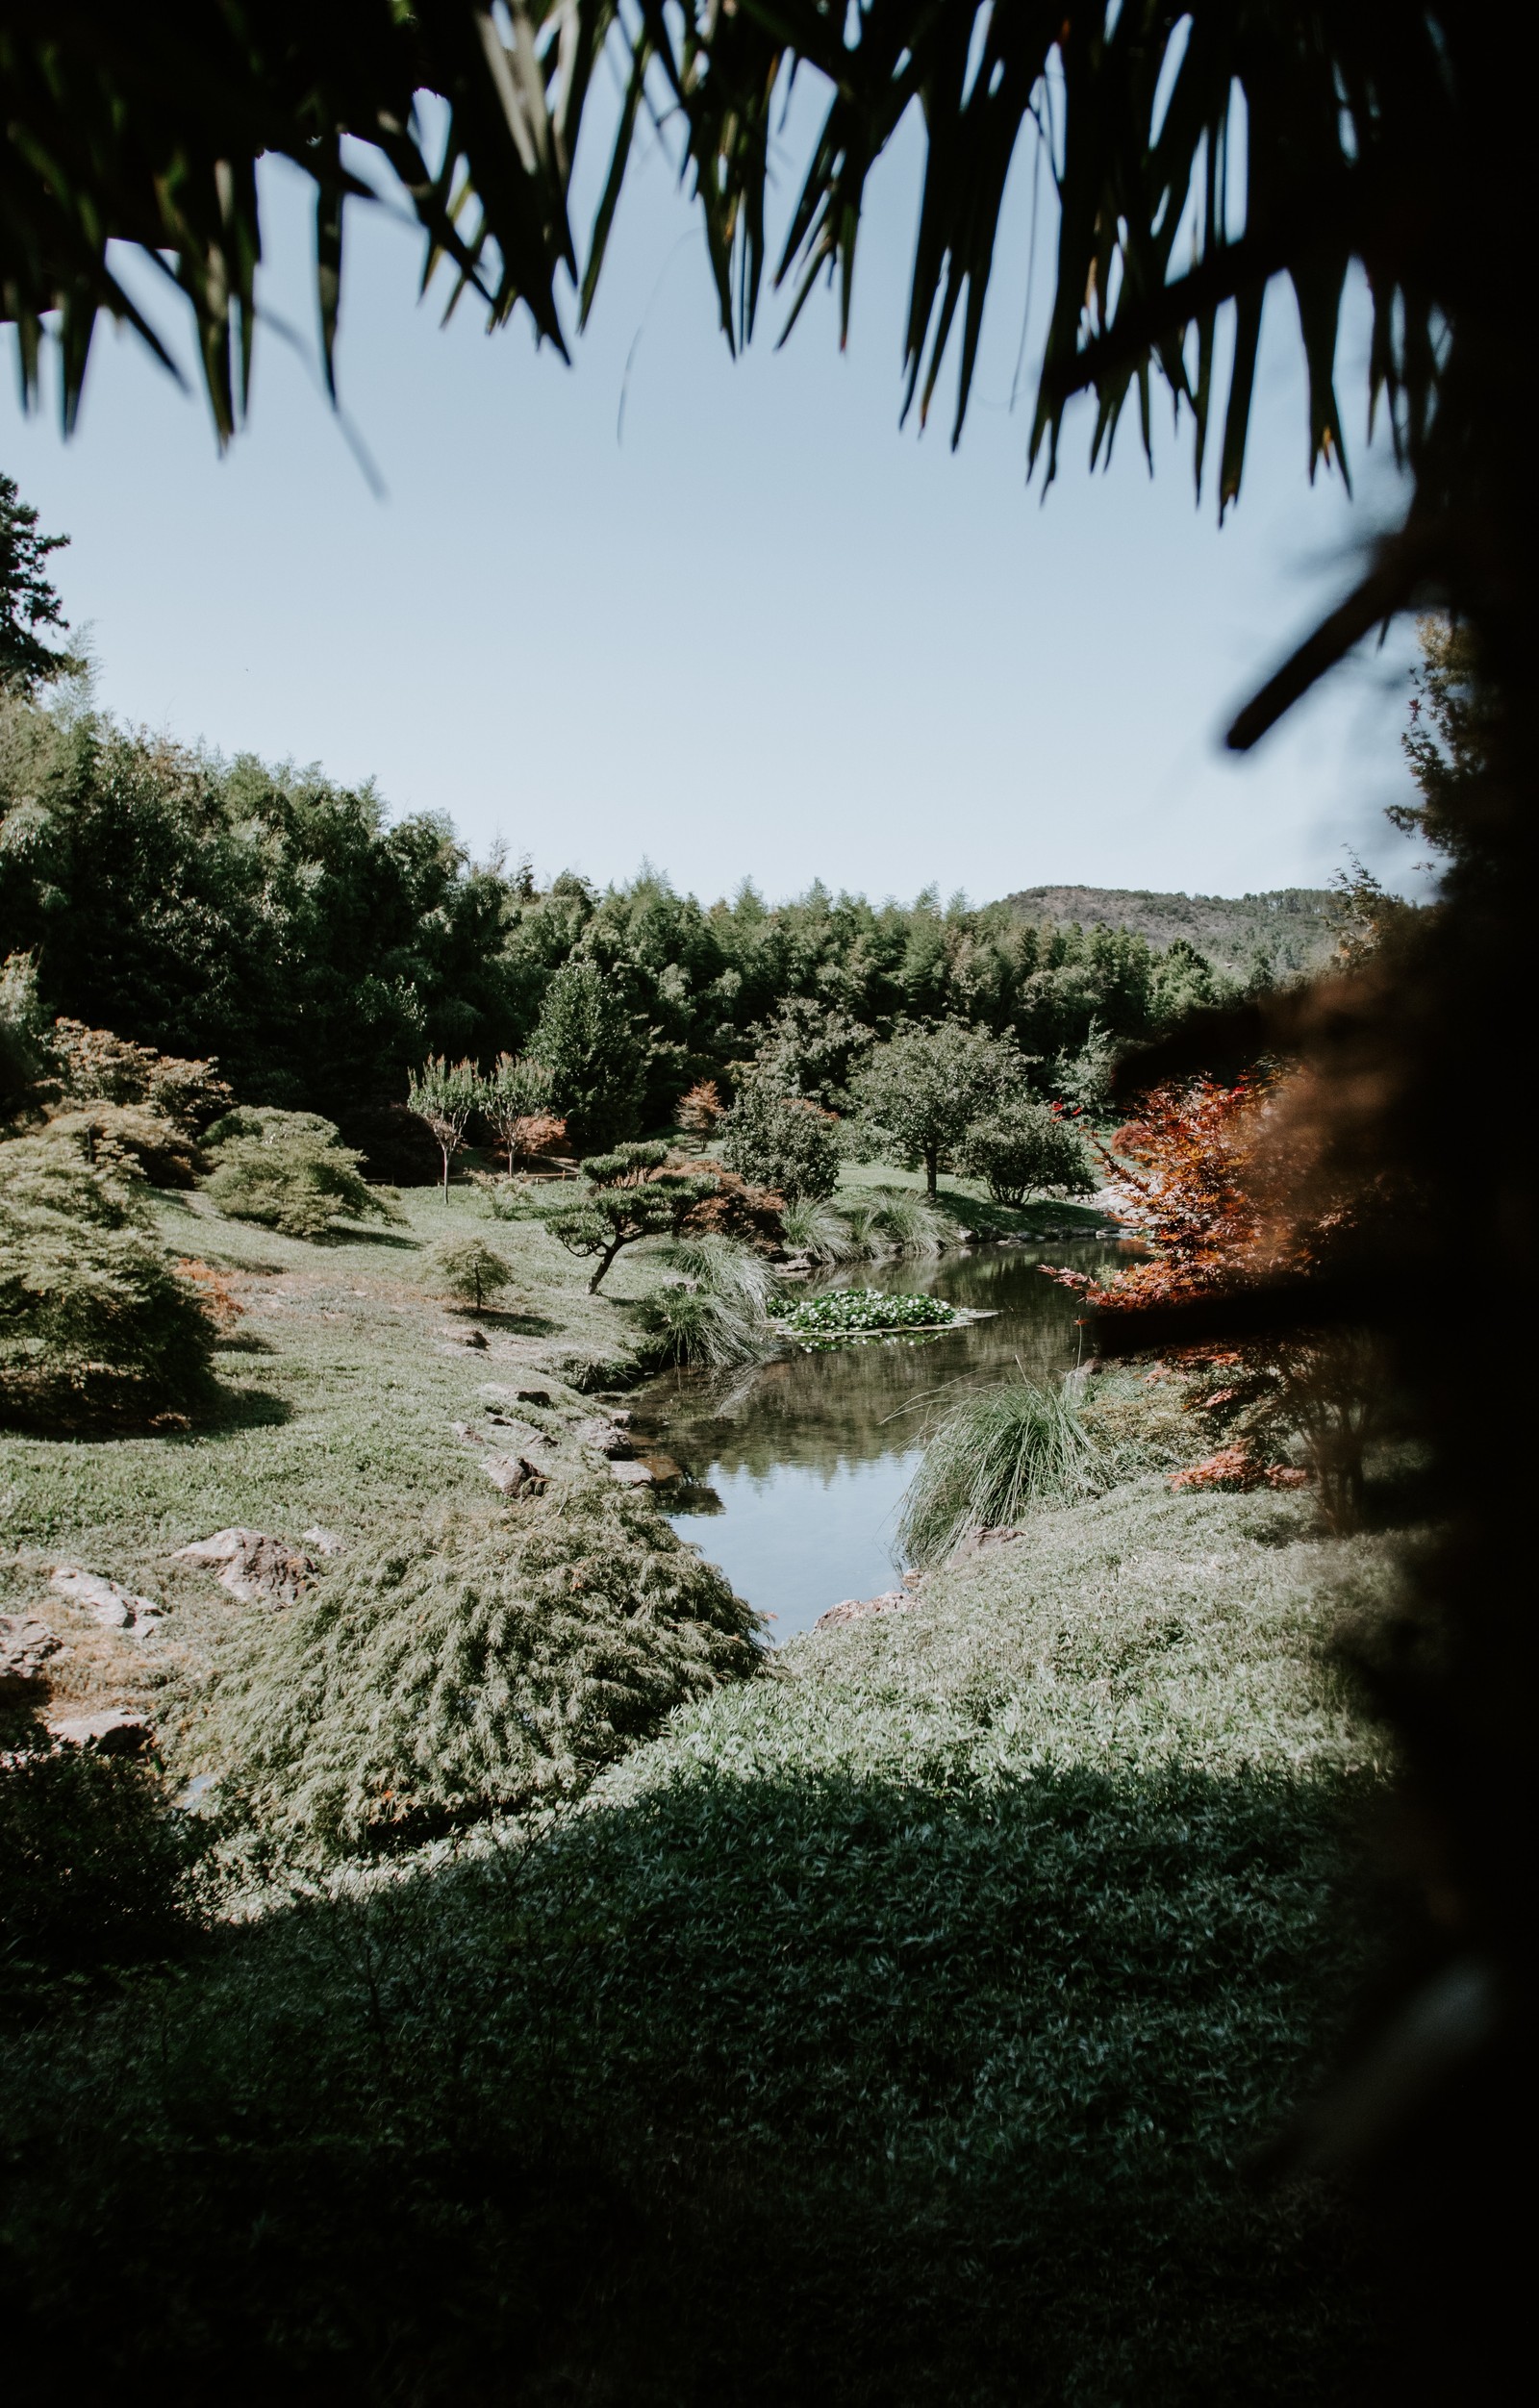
998;885;1337;974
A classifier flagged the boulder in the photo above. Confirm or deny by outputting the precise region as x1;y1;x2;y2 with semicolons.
0;1616;62;1694
608;1460;656;1488
482;1383;553;1408
484;1454;549;1496
300;1526;345;1556
49;1565;162;1634
572;1417;631;1458
172;1528;316;1606
814;1591;910;1632
947;1525;1026;1563
48;1708;152;1755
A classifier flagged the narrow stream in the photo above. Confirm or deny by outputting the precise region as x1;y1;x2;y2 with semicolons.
630;1238;1131;1640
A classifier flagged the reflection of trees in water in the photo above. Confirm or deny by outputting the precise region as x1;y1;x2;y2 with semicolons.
635;1243;1127;1482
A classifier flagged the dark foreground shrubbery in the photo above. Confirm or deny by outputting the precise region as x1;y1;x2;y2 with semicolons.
0;1759;1372;2402
192;1488;763;1853
0;1742;207;2020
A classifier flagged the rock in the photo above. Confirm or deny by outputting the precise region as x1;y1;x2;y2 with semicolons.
481;1383;553;1408
174;1772;216;1808
572;1417;631;1458
0;1616;63;1693
49;1565;161;1632
947;1525;1026;1562
608;1460;656;1487
484;1454;549;1496
640;1451;683;1484
457;1327;490;1349
172;1528;316;1606
300;1526;345;1556
814;1591;910;1632
48;1708;152;1755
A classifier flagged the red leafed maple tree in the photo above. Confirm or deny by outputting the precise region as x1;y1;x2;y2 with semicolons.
1047;1077;1382;1525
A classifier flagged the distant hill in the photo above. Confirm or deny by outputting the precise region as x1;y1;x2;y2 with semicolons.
998;884;1337;975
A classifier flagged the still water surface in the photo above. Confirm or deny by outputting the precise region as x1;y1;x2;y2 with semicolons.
630;1238;1129;1640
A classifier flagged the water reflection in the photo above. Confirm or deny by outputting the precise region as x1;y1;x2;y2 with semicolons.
635;1239;1128;1640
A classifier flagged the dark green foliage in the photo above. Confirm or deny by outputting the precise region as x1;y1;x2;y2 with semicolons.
545;1151;719;1294
855;1020;1025;1197
0;475;74;696
0;1132;217;1424
0;950;44;1119
203;1107;398;1240
531;960;643;1150
196;1492;762;1855
0;1743;205;2020
719;1078;842;1200
960;1095;1097;1205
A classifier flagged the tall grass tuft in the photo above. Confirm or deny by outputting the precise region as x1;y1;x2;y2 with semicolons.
639;1233;782;1367
861;1187;947;1255
897;1375;1108;1566
779;1195;862;1264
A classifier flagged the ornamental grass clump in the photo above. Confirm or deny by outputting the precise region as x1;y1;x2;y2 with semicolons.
896;1374;1109;1566
0;1131;219;1426
195;1488;763;1856
638;1233;781;1367
203;1108;401;1240
778;1194;862;1263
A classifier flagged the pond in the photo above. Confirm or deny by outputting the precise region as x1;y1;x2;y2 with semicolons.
628;1236;1132;1641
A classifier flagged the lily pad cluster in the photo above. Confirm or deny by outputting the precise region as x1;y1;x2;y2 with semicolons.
770;1288;958;1348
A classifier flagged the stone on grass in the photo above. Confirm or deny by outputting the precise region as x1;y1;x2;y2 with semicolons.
300;1526;345;1556
173;1528;316;1606
482;1383;553;1408
49;1566;162;1633
814;1591;910;1632
483;1453;550;1496
47;1708;152;1755
0;1616;62;1694
573;1416;631;1458
609;1459;656;1488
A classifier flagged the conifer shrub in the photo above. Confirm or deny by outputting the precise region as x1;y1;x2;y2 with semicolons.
202;1108;401;1239
197;1490;763;1855
426;1235;516;1311
0;1131;219;1425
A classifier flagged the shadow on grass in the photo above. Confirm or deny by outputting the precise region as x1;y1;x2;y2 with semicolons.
0;1758;1375;2401
933;1184;1123;1242
317;1224;423;1251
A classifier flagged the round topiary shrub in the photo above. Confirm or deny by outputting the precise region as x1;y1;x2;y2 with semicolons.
719;1080;841;1201
959;1097;1097;1205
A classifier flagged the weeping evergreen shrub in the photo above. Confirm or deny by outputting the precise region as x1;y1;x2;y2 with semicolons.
203;1108;400;1240
197;1488;763;1854
897;1376;1109;1566
0;1132;218;1425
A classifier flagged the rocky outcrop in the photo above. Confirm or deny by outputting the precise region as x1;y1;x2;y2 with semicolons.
814;1590;911;1632
173;1528;316;1605
47;1708;152;1754
49;1566;163;1635
0;1615;62;1694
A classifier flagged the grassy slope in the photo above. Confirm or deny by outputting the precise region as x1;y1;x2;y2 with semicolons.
2;1467;1390;2400
0;1183;676;1730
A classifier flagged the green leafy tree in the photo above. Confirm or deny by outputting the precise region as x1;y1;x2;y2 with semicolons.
0;1130;217;1424
719;1080;841;1202
0;476;75;697
546;1144;718;1295
426;1236;515;1313
531;962;643;1151
959;1098;1096;1207
203;1108;398;1241
0;953;46;1121
854;1023;1024;1199
483;1051;558;1174
407;1056;484;1197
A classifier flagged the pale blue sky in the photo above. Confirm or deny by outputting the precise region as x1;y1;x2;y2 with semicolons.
2;95;1425;907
